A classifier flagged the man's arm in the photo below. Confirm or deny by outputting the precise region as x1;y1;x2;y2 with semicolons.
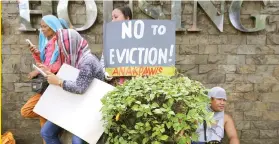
224;114;240;144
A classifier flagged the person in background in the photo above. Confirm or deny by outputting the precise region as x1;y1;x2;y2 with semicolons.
100;6;132;86
39;29;104;144
192;87;239;144
21;15;66;128
30;15;65;78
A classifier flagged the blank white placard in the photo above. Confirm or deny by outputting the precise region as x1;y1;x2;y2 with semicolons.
34;64;115;144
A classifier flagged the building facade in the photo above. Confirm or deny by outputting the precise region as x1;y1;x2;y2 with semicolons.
2;1;279;143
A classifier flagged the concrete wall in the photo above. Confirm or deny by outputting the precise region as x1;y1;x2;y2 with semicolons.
2;1;279;144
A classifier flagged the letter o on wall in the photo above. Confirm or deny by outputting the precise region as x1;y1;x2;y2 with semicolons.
57;0;98;31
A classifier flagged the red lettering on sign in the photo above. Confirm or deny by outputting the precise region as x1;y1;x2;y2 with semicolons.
112;68;118;75
158;67;163;73
132;67;139;75
110;67;165;76
139;67;144;75
126;67;132;75
119;67;126;76
150;67;158;75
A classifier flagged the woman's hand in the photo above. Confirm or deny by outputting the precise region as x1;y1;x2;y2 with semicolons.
29;45;40;55
46;72;60;86
37;63;51;73
28;70;39;79
38;64;62;86
105;72;113;81
44;70;62;86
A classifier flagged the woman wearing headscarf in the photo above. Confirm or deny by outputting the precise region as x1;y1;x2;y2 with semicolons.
30;15;65;78
39;29;104;144
21;15;67;128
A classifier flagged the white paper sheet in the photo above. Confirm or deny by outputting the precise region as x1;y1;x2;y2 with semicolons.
34;64;115;144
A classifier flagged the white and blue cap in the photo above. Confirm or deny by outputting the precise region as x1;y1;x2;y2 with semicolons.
208;87;227;100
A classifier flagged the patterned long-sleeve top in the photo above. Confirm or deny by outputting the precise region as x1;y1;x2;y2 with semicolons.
100;53;106;72
62;54;104;94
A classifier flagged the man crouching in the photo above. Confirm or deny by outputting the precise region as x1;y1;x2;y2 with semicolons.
192;87;240;144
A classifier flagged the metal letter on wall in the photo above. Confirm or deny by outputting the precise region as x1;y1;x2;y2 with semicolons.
188;0;224;32
18;0;35;31
139;0;184;31
171;0;185;31
57;0;97;31
103;0;113;47
128;0;133;15
229;0;268;32
138;0;166;19
103;1;113;24
18;0;52;31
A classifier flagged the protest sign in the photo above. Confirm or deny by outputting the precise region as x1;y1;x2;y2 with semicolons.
103;20;176;76
34;64;115;144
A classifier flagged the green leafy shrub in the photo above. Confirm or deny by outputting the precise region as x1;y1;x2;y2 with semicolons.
101;75;214;144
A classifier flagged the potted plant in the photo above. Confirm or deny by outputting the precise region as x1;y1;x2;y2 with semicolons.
101;75;214;144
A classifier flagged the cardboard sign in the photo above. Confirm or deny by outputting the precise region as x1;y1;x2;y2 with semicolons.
103;20;176;76
34;64;115;144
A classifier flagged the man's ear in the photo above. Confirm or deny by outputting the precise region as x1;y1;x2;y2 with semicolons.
209;97;215;105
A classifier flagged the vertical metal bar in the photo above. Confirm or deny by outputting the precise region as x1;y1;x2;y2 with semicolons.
171;0;185;31
187;0;201;32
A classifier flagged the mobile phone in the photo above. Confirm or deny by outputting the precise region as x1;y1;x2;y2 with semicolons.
26;39;34;46
32;64;47;77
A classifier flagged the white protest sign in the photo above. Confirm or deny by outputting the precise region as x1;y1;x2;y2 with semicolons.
34;64;115;144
